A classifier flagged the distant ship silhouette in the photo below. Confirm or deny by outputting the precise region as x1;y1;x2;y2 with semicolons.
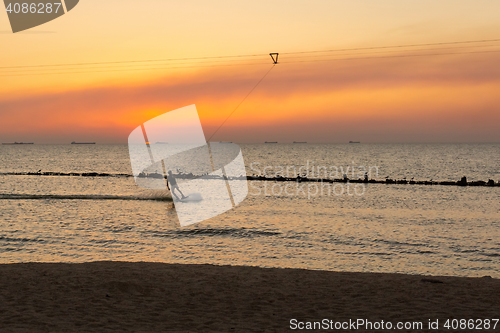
2;142;34;145
71;142;95;145
265;141;278;143
349;141;360;144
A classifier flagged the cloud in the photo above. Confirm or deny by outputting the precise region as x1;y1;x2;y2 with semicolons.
1;50;500;143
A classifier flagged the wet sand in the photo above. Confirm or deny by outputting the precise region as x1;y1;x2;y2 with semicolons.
0;262;498;332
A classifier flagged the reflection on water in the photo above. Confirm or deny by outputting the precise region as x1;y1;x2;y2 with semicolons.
0;144;498;277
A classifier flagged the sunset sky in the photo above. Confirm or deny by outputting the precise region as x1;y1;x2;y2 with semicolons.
1;0;500;143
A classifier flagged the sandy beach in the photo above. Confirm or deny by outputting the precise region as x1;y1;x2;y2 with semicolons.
0;262;498;332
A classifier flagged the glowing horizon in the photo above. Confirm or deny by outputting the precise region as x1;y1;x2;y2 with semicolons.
1;1;500;143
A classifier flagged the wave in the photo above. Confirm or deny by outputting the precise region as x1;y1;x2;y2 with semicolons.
0;193;172;201
0;172;132;178
144;227;281;239
0;236;47;243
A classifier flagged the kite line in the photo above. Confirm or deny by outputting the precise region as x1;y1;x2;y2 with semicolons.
207;54;278;141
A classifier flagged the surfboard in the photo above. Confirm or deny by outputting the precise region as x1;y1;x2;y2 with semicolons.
179;193;203;202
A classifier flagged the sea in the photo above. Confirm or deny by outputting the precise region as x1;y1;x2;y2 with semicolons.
0;143;499;277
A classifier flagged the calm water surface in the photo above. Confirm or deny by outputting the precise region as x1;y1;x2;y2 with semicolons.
0;144;499;277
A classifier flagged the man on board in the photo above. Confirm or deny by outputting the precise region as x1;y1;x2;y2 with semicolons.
167;170;187;200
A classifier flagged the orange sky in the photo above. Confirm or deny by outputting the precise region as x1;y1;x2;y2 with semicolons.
1;1;500;143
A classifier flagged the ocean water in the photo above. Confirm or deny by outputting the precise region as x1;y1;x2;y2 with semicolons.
0;143;499;277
